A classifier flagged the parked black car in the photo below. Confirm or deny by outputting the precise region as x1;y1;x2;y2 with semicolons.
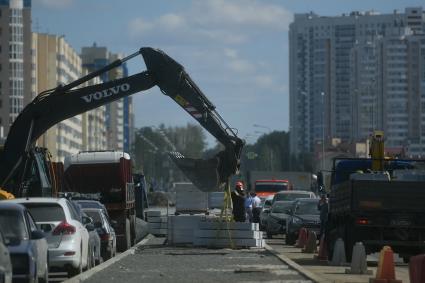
285;198;321;245
82;208;117;261
265;201;294;238
0;228;12;283
68;200;102;267
0;202;48;283
75;200;109;218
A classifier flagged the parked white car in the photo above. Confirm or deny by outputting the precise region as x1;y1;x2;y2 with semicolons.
10;198;90;277
271;190;317;204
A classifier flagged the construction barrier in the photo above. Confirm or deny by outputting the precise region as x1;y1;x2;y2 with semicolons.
369;246;401;283
295;227;308;248
314;234;328;261
329;238;347;266
346;242;372;275
302;230;318;253
409;254;425;283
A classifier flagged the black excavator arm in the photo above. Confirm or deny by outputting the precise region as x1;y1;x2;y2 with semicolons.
0;47;244;196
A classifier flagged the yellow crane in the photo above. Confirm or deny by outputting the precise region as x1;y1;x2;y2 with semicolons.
0;188;14;200
370;130;385;171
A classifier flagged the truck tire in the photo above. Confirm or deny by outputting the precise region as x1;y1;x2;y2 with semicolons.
344;223;354;262
325;221;338;262
125;218;131;250
130;214;136;245
285;233;296;245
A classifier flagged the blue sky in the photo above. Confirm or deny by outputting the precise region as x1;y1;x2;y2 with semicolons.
32;0;423;146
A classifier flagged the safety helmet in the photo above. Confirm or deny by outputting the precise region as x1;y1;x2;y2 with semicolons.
235;181;244;189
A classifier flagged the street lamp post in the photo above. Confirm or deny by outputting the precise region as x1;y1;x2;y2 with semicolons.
321;92;325;171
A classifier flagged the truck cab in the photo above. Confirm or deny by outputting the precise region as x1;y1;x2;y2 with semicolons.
254;179;292;200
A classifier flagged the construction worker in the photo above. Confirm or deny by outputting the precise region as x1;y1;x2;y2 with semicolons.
317;193;329;238
251;192;261;223
231;181;246;222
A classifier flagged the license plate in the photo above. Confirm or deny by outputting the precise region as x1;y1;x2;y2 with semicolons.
390;219;411;226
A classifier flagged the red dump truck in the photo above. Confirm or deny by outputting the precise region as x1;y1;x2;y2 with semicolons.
63;151;136;252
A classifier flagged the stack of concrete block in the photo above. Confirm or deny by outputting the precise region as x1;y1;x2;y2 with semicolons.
208;192;224;209
167;215;208;245
193;220;265;248
147;210;168;236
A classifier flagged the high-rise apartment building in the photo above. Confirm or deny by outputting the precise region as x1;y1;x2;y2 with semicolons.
351;27;425;157
289;7;425;156
32;33;83;161
81;44;134;152
0;0;31;142
81;69;107;151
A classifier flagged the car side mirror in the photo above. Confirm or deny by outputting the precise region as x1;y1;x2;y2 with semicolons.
82;216;93;225
86;224;95;232
31;230;45;240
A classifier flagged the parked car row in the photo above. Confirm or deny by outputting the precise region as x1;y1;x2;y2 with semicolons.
257;190;320;242
0;197;118;281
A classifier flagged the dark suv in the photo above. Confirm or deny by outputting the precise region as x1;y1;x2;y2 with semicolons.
285;198;321;245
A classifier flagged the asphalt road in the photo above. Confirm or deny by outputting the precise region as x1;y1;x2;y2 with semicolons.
81;237;313;283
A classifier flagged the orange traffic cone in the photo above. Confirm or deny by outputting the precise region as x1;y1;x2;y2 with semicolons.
369;246;402;283
315;234;328;261
303;230;318;253
295;228;308;248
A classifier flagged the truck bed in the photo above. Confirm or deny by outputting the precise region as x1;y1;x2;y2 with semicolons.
331;179;425;214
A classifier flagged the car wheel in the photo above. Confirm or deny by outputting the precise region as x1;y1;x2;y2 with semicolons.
31;263;38;283
39;263;48;283
88;247;95;269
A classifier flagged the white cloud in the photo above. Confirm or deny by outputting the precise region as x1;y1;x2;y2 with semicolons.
127;0;292;45
223;48;238;59
228;58;255;74
36;0;73;9
254;75;274;88
192;0;292;30
157;14;187;31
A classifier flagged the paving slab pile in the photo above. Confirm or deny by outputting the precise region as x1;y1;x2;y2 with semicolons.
147;210;168;236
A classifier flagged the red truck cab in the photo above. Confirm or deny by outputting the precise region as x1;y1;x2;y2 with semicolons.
254;179;292;199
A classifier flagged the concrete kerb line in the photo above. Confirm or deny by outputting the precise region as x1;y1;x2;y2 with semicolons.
264;243;329;283
65;234;155;283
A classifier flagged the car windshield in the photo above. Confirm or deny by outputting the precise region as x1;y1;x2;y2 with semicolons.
275;193;311;201
255;182;289;192
0;210;29;242
23;203;65;222
84;210;102;224
77;201;102;209
295;201;319;215
271;202;293;213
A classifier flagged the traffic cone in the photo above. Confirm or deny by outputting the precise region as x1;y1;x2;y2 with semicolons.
346;242;372;274
329;238;347;266
369;246;402;283
314;234;328;261
302;230;318;253
409;254;425;283
295;228;308;248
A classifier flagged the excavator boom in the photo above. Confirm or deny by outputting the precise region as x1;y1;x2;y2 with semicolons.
0;47;243;195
